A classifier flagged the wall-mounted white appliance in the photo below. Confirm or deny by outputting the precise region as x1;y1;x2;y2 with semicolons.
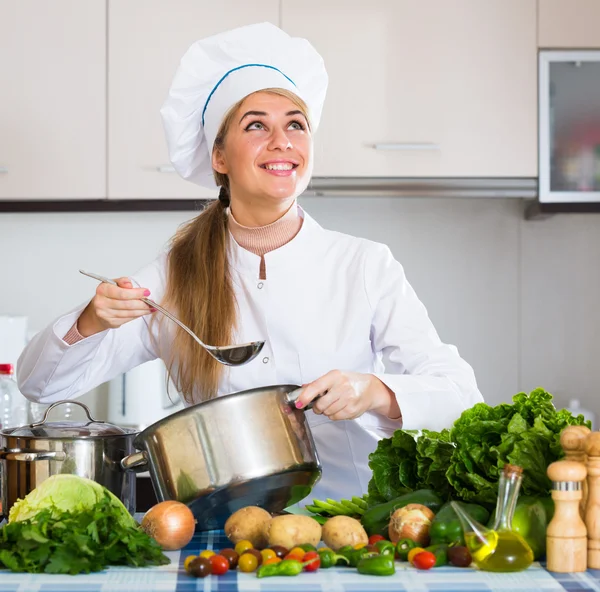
539;50;600;204
107;359;184;429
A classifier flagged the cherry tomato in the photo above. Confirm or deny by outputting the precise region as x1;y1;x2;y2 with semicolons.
183;555;197;572
261;548;277;562
209;554;230;576
242;549;263;566
288;547;306;560
234;540;253;555
407;547;426;565
269;545;288;559
219;548;239;569
199;550;215;559
238;553;259;573
284;552;305;562
189;557;212;578
303;551;320;572
368;534;386;545
263;556;282;565
413;551;436;570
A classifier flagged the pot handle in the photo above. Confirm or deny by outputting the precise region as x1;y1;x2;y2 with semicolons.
285;387;319;411
31;400;103;427
120;451;149;472
0;449;67;461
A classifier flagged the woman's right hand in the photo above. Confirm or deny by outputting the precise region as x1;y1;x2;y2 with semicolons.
77;277;154;337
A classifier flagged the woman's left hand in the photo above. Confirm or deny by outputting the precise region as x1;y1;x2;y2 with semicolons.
295;370;400;421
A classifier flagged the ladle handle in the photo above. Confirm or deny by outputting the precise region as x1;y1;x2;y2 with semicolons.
79;270;209;349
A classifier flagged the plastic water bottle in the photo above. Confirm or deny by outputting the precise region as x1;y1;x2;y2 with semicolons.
0;364;17;429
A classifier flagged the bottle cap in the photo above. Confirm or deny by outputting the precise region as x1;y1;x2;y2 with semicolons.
0;364;14;375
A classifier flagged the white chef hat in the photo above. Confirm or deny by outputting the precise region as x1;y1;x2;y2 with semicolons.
160;22;328;189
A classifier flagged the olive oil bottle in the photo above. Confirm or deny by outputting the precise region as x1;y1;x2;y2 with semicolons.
452;464;534;572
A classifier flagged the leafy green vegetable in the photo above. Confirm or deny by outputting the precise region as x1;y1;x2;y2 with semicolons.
9;474;135;529
0;491;169;574
366;388;589;506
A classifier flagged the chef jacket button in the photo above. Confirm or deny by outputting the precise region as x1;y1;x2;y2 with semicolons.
262;357;269;364
257;282;264;289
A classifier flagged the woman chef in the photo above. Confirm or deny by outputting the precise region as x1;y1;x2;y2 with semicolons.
17;23;483;501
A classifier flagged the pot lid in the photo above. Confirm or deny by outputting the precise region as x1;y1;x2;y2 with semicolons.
10;401;128;438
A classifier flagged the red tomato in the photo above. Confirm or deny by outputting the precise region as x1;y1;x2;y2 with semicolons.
303;551;320;572
413;551;436;570
209;554;230;575
368;534;386;545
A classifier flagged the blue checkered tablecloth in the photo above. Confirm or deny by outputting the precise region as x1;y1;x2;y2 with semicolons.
0;529;599;591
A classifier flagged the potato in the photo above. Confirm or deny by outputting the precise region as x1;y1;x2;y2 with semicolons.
263;515;322;549
321;515;368;551
224;506;272;549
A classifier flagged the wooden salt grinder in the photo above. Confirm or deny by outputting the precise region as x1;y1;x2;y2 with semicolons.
547;460;587;573
586;432;600;568
561;425;592;516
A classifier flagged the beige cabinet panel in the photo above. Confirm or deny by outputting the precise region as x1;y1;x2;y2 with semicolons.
0;1;106;199
282;0;537;178
108;1;279;199
539;0;600;48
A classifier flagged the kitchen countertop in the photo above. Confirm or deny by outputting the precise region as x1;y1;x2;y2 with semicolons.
0;529;598;592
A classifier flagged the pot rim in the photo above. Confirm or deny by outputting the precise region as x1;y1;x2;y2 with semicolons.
0;427;139;441
133;383;301;446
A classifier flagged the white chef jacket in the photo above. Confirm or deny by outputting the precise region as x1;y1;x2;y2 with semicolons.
17;209;483;502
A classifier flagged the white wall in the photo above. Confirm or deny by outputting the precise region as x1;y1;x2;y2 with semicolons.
1;197;598;423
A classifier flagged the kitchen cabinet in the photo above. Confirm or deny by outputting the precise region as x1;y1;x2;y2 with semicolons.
538;0;600;48
282;0;537;178
0;0;106;199
108;0;279;199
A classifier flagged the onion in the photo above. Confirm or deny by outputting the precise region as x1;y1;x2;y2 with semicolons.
388;503;435;546
140;501;195;551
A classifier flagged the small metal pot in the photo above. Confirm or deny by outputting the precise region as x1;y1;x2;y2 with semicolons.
121;384;321;531
0;401;138;518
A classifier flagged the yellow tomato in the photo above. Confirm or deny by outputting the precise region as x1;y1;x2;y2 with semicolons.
234;540;254;556
354;543;367;550
199;550;215;559
261;549;277;562
238;552;259;573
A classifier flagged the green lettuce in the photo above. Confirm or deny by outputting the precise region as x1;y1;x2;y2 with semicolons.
367;388;590;506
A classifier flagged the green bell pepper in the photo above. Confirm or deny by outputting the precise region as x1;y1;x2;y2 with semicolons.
375;540;396;556
339;546;372;567
425;543;449;567
429;501;490;546
357;555;396;576
487;495;553;561
395;538;417;561
317;549;349;569
257;559;304;578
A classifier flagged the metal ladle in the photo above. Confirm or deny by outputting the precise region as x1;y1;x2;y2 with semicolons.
79;270;264;366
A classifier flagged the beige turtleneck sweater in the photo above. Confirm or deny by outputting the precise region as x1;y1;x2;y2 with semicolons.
63;204;303;345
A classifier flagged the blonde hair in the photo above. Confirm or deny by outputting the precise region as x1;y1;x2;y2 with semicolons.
160;88;311;404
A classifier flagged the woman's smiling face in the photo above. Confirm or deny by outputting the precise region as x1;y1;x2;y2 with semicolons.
212;91;313;205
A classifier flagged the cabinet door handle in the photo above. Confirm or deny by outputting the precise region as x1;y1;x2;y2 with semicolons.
0;167;8;173
372;143;440;151
156;165;175;173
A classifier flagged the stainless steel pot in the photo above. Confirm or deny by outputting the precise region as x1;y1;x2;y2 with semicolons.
0;401;138;518
121;384;321;531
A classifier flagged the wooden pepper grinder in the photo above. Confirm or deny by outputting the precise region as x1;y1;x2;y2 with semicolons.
561;425;591;516
547;460;587;572
586;432;600;568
